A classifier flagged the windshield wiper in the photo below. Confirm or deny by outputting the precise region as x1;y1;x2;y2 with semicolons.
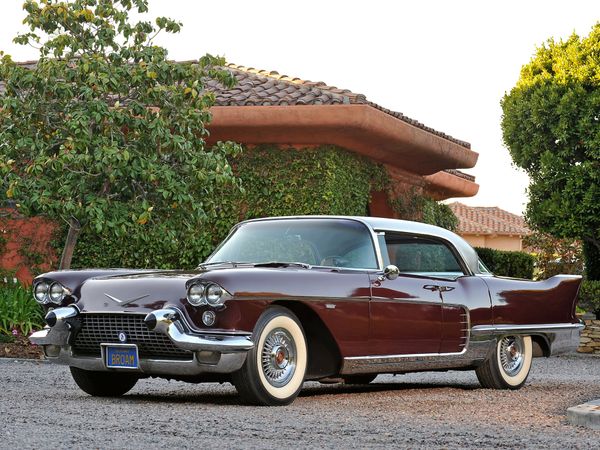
197;261;245;270
253;261;312;269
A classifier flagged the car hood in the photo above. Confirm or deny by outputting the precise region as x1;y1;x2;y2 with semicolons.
76;270;200;313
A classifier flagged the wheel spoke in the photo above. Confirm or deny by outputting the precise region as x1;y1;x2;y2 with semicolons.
499;336;524;377
260;327;297;387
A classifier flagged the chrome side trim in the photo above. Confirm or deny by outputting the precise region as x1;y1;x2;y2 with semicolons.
340;340;493;375
471;323;585;335
472;322;584;357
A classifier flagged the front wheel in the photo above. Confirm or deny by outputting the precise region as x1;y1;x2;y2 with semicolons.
232;306;307;406
476;335;532;390
70;367;139;397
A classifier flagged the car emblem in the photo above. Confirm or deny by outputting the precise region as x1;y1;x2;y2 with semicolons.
104;293;150;306
118;331;128;343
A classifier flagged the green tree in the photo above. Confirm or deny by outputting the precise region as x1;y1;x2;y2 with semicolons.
501;23;600;279
0;0;240;269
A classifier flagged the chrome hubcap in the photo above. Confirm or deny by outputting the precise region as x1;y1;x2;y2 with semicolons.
499;336;524;376
261;328;296;387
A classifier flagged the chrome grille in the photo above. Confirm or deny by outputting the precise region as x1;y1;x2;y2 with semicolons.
72;313;192;360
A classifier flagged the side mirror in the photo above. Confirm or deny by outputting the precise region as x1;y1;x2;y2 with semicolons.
379;264;400;281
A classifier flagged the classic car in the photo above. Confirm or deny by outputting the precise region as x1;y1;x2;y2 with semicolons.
30;216;583;406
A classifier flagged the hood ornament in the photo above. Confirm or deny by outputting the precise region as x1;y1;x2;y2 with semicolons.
104;293;150;306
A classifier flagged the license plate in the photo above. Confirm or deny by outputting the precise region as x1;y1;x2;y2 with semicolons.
104;345;139;369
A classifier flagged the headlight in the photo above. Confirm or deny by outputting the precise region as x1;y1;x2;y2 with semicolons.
186;281;230;307
49;282;67;304
206;283;224;306
34;282;50;304
187;283;206;306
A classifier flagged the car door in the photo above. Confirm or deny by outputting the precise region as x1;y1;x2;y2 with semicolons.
369;232;467;356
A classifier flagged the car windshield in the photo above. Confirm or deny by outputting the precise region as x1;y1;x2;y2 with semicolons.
206;218;378;269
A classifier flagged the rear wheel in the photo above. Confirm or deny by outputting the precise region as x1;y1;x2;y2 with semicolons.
232;306;307;406
70;367;139;397
476;335;532;390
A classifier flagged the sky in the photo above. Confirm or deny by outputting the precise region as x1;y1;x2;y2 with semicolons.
1;0;599;215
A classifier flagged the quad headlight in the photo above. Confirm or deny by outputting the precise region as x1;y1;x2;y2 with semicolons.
186;281;231;307
34;282;50;304
33;281;69;305
187;283;206;306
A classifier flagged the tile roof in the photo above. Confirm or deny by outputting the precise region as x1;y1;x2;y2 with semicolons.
206;63;471;149
2;62;474;170
444;169;475;182
448;202;531;236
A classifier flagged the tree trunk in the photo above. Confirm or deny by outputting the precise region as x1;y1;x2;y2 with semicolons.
59;218;81;270
583;239;600;281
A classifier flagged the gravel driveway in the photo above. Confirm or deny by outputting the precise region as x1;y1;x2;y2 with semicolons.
1;353;599;449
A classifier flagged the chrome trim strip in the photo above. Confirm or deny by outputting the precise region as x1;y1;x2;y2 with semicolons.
370;296;444;306
471;323;585;335
340;340;492;375
235;295;370;303
345;348;468;361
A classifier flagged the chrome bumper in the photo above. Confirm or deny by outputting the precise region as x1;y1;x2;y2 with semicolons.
29;306;254;376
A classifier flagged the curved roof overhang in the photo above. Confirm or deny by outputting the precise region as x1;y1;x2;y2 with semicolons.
424;171;480;200
206;104;478;178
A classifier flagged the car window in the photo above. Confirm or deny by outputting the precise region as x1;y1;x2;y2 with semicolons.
208;219;378;269
382;233;465;278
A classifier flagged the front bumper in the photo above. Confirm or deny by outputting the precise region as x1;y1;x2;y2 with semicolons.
30;306;254;376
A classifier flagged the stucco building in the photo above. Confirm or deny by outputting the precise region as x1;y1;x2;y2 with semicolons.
448;202;531;251
204;64;480;215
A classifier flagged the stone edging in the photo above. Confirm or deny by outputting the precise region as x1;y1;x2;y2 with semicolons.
577;318;600;354
567;399;600;430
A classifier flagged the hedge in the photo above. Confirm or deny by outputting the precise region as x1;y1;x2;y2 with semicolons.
475;247;535;279
51;145;459;270
578;280;600;318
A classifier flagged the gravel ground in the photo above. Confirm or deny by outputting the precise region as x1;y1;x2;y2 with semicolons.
1;353;599;449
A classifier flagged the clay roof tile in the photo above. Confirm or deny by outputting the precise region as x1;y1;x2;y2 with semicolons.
448;202;531;236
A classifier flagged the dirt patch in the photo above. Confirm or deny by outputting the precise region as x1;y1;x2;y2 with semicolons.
0;334;43;359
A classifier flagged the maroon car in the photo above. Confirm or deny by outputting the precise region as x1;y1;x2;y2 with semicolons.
30;216;583;405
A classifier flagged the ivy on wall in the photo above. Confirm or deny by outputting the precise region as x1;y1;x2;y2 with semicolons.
390;187;458;231
55;145;456;269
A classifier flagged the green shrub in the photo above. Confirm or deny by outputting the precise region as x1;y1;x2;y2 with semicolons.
422;199;458;231
578;280;600;318
475;247;535;279
68;145;452;269
0;283;44;336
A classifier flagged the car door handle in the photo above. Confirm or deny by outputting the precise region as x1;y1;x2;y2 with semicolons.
423;285;439;291
423;285;455;292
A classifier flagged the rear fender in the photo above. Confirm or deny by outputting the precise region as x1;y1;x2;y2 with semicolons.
481;275;582;326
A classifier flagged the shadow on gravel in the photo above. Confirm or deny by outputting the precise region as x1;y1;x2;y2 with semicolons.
124;391;241;406
300;381;480;398
114;380;481;406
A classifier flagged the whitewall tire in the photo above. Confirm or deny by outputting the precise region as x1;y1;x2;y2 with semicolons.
476;335;533;390
232;306;307;406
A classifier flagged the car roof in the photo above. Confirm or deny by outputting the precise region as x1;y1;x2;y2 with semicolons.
239;215;482;275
